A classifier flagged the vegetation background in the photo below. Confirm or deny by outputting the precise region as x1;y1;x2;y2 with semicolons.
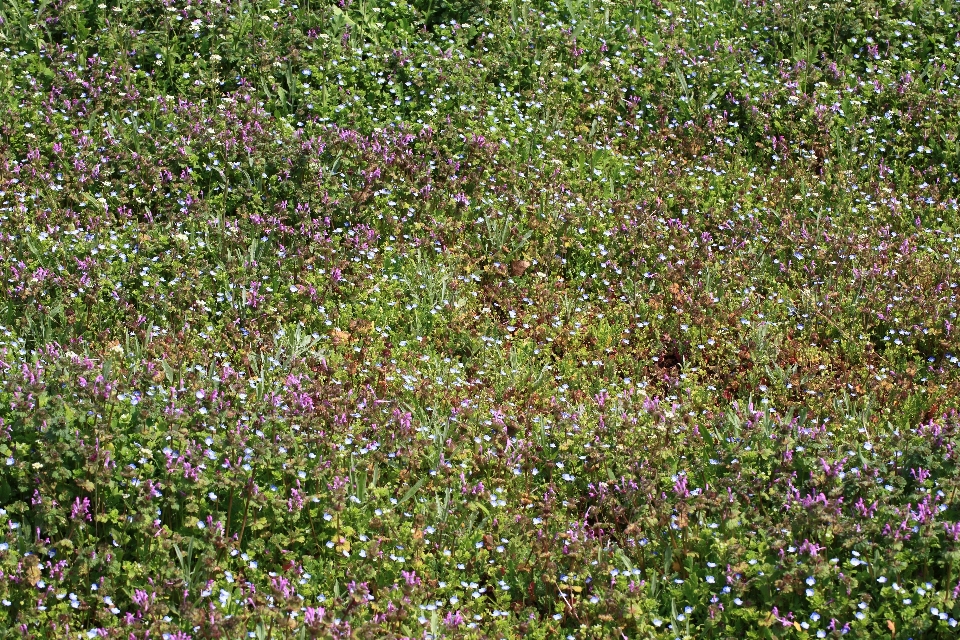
1;0;960;637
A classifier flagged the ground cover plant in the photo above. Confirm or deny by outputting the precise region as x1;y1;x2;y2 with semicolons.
1;0;960;637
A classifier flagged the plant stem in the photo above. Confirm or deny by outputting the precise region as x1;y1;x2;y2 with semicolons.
238;476;253;549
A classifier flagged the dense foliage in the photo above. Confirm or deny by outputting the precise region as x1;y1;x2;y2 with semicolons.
2;0;960;637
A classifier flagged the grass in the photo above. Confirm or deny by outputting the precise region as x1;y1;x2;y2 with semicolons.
1;0;960;638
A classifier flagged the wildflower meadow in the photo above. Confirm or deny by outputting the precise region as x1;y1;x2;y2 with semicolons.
2;0;960;638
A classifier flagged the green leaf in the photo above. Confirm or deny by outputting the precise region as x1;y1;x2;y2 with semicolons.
399;477;426;505
161;361;175;385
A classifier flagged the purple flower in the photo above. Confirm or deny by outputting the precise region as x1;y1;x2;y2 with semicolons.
70;497;91;522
